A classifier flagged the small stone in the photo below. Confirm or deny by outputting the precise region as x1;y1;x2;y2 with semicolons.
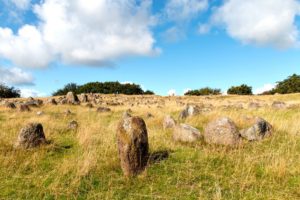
68;120;78;130
97;107;111;113
19;104;31;112
173;124;202;143
163;115;176;130
272;101;286;109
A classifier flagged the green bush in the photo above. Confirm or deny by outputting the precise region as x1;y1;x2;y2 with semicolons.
53;82;154;96
227;84;252;95
267;74;300;94
184;87;221;96
0;83;21;98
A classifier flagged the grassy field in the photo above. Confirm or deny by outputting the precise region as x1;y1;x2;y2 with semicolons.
0;94;299;199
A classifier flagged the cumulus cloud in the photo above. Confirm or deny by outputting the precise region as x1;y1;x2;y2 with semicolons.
166;0;208;22
0;67;34;85
254;83;276;94
167;89;176;96
0;25;53;68
212;0;300;48
0;0;158;68
20;88;46;98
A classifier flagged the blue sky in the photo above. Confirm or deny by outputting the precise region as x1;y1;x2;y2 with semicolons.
0;0;300;97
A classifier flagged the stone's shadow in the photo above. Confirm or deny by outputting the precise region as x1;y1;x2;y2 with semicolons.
148;150;169;165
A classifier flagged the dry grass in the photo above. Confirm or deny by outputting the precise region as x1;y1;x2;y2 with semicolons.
0;94;299;199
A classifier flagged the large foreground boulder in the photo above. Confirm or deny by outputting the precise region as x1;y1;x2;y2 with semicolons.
204;117;240;146
15;123;47;148
173;124;202;143
116;116;149;176
240;117;272;141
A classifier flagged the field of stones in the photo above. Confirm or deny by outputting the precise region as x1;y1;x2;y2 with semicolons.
0;92;299;199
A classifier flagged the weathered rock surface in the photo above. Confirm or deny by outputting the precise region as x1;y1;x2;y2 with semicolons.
204;117;240;146
173;124;202;143
116;116;149;176
240;117;272;141
15;123;47;148
179;104;200;120
66;92;79;104
163;115;176;129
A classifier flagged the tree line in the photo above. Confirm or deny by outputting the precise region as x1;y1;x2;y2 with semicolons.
2;74;300;98
52;82;154;96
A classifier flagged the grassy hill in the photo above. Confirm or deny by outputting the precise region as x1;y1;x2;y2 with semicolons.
0;94;299;199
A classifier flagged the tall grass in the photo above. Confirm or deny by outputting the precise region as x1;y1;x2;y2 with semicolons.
0;94;299;199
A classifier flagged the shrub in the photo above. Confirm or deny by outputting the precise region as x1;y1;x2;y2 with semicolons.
0;83;21;98
227;84;252;95
184;87;221;96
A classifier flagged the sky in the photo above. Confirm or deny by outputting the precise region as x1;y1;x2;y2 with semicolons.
1;0;300;97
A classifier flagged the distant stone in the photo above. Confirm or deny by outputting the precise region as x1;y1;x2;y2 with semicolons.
64;109;72;115
5;102;16;109
85;103;93;108
163;115;176;130
179;104;200;120
116;116;149;176
248;102;261;109
19;104;31;112
173;124;202;143
146;113;154;118
204;117;240;146
66;92;79;104
122;111;132;118
97;107;111;113
240;117;272;141
47;98;57;105
272;101;286;109
36;111;44;116
68;120;78;130
15;123;47;148
79;93;88;103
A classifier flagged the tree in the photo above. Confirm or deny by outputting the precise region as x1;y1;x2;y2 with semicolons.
0;83;21;98
274;74;300;94
184;87;221;96
52;83;79;96
227;84;252;95
143;90;155;95
52;81;155;96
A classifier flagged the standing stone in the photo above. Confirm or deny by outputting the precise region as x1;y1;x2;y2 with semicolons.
179;104;200;120
240;117;272;141
19;104;31;112
204;117;240;146
116;116;149;176
5;102;16;109
66;92;79;104
163;115;176;129
173;124;202;143
272;101;286;109
79;93;88;103
47;98;57;105
15;123;47;148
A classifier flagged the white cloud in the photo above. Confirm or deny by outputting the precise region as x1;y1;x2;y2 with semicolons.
167;89;176;96
0;67;34;85
20;88;46;98
162;26;186;42
0;25;53;68
254;83;276;94
198;23;210;34
0;0;158;68
212;0;300;48
11;0;31;10
166;0;208;22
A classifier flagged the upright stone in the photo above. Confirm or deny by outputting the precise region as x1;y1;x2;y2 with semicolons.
15;123;47;148
66;92;79;104
116;116;149;176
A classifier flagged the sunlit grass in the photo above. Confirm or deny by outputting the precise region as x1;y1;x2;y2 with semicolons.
0;94;299;199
